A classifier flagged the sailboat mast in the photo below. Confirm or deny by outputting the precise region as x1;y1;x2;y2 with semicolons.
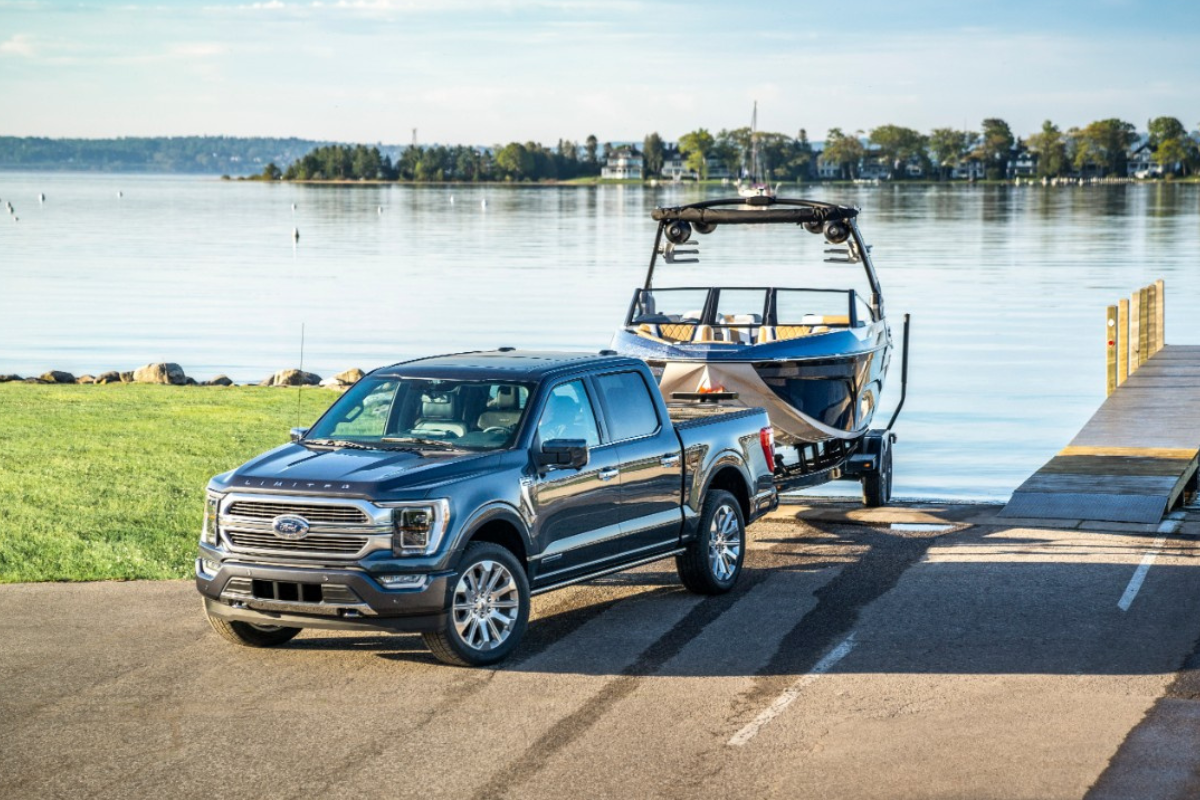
750;101;758;180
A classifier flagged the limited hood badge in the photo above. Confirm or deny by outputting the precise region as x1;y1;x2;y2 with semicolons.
272;514;311;540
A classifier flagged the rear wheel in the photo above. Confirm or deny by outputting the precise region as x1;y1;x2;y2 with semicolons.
422;542;530;667
862;438;893;507
676;490;745;595
204;601;302;647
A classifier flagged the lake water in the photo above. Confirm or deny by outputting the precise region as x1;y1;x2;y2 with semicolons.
3;172;1199;501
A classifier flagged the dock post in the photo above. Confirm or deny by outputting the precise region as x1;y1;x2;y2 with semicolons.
1146;283;1158;360
1117;298;1130;385
1130;291;1142;373
1106;305;1119;396
1155;278;1165;352
1138;286;1150;365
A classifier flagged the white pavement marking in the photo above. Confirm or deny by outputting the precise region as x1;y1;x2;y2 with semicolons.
1117;532;1171;612
728;634;857;747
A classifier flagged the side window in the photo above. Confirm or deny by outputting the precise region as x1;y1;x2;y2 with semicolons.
537;380;600;447
595;371;660;441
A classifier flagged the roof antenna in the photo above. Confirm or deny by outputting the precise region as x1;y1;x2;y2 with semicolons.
296;322;305;430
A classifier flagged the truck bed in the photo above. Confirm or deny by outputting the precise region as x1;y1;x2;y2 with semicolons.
665;400;758;427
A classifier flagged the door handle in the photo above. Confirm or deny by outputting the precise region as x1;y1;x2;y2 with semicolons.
598;467;619;481
660;454;681;467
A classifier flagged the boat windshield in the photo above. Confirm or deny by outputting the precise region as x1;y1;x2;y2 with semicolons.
627;286;873;342
305;376;534;451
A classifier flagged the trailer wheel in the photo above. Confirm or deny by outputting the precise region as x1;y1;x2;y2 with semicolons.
861;437;893;507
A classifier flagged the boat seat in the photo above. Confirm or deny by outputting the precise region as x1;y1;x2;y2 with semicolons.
696;323;739;343
658;323;696;342
722;314;759;344
413;394;467;437
757;326;776;344
477;386;521;431
774;325;816;341
801;314;851;327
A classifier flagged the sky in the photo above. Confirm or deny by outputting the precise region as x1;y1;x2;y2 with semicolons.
1;0;1198;144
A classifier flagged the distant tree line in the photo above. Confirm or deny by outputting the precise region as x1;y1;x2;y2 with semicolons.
271;137;607;182
807;116;1198;181
0;136;340;174
6;117;1198;181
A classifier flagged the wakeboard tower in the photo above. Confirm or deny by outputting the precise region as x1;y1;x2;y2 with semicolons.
610;195;909;505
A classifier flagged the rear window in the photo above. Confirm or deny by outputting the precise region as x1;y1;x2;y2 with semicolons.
595;371;660;440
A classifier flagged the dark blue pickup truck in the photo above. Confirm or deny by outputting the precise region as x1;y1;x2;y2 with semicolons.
197;350;777;666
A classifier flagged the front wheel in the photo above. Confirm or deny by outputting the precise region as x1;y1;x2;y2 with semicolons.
204;601;302;647
422;542;530;667
676;489;745;595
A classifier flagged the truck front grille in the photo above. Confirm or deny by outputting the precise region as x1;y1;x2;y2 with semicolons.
226;530;372;555
226;501;369;525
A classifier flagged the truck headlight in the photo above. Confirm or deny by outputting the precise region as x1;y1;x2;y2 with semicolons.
390;499;450;555
201;491;222;546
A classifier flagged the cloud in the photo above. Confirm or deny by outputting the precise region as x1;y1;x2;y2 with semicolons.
0;33;37;57
169;42;228;58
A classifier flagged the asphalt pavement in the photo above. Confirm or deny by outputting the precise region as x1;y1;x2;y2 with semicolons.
2;502;1199;800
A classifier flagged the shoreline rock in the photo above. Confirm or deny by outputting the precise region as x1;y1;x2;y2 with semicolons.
261;368;322;387
3;364;363;388
133;362;187;385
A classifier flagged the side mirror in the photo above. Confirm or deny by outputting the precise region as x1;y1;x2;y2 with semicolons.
536;438;588;470
290;427;310;442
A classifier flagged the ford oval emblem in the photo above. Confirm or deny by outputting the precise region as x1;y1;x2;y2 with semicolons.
272;514;310;540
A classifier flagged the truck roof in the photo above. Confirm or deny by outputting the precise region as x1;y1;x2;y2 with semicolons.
375;350;643;381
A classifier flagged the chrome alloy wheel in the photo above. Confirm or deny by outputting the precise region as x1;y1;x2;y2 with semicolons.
452;559;521;651
708;503;742;581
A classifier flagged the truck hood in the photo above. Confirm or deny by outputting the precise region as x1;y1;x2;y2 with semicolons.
214;443;506;499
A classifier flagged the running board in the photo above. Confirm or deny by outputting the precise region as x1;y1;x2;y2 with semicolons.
530;548;686;596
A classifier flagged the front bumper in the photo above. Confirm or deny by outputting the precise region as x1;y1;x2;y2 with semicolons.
196;558;453;633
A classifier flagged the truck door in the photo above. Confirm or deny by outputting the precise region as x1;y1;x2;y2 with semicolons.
529;379;624;588
592;370;685;554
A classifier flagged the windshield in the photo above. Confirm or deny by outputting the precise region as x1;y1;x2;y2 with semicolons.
305;376;533;451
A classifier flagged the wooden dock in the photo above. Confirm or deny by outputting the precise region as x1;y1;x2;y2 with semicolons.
1001;345;1200;523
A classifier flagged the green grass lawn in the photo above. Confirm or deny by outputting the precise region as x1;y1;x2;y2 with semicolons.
0;384;338;583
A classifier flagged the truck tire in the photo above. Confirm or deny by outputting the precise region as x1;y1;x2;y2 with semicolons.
203;601;302;647
862;439;893;507
676;489;745;595
422;542;530;667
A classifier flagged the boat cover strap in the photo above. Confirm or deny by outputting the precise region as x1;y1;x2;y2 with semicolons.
651;206;858;224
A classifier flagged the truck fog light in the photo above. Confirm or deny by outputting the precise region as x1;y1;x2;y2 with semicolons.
198;558;221;578
378;573;428;589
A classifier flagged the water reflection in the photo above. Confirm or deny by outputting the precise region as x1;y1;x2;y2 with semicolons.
1;173;1199;501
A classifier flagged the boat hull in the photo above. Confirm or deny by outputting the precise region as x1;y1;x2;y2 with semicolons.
611;326;890;446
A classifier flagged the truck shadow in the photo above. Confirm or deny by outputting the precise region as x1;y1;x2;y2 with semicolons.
290;521;1200;679
505;521;1200;679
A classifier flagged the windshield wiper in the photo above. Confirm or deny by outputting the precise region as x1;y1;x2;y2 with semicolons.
381;437;465;451
302;438;379;451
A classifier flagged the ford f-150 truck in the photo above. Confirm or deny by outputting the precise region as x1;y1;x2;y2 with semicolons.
197;350;778;666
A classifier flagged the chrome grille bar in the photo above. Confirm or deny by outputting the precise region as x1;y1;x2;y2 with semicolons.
226;531;370;555
227;501;369;524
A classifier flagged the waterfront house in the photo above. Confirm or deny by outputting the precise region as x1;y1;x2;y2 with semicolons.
661;146;687;180
657;146;732;181
601;146;644;180
1008;149;1037;178
814;149;842;180
1127;136;1160;178
950;159;986;180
